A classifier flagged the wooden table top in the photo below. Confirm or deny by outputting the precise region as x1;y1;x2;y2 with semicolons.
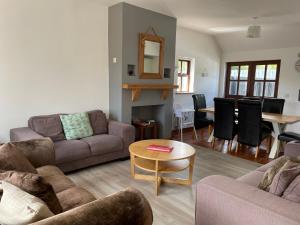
129;139;195;161
199;107;300;124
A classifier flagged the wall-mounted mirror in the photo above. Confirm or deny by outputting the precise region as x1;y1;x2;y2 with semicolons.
139;33;165;79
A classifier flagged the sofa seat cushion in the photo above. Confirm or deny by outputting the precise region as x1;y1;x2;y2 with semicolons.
56;187;96;211
54;140;91;164
81;135;123;156
37;166;75;193
237;170;264;187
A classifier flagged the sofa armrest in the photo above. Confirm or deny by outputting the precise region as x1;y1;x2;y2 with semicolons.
108;120;135;154
10;127;44;142
284;141;300;158
30;188;153;225
196;175;300;225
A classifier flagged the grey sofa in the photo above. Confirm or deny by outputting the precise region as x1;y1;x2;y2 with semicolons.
196;141;300;225
10;110;135;173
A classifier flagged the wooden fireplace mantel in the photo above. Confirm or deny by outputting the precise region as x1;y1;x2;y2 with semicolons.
122;83;178;102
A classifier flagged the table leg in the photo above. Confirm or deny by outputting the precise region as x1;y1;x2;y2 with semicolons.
269;122;285;159
188;155;195;185
207;129;214;142
130;154;135;177
140;127;145;140
155;160;159;195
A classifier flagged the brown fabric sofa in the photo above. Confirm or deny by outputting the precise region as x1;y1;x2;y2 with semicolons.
196;141;300;225
0;139;153;225
10;110;135;172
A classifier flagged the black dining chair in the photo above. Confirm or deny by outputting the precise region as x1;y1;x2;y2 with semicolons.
213;98;237;151
243;96;262;101
262;98;285;114
236;99;272;158
192;94;214;134
262;98;285;130
278;132;300;143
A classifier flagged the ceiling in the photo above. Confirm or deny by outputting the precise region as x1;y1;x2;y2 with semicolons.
99;0;300;51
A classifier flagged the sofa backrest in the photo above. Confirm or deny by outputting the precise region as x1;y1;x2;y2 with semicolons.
28;110;108;142
28;114;65;142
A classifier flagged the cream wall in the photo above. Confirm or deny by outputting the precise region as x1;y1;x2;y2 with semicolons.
0;0;109;141
174;27;221;109
220;47;300;132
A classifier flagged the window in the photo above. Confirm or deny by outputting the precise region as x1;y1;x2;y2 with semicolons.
225;60;280;98
177;59;193;93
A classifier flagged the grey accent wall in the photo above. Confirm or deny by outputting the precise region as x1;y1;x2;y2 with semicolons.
109;2;177;138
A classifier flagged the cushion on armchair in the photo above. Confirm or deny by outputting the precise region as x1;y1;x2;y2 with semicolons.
0;170;62;214
269;160;300;196
283;174;300;203
0;143;37;173
0;181;54;225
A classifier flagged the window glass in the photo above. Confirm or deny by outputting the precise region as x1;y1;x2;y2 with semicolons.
181;61;188;74
254;82;264;96
240;65;249;80
255;65;265;80
229;81;238;95
178;61;182;74
264;82;275;97
238;82;247;96
181;76;189;92
266;64;277;80
230;66;239;80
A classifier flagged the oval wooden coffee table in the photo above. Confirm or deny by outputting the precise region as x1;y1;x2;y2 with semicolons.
129;139;196;195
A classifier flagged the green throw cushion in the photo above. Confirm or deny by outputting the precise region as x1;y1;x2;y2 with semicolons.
60;113;93;140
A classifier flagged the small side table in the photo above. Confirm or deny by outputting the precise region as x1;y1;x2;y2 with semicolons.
132;121;160;140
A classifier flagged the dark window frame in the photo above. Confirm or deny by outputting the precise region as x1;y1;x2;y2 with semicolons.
225;60;281;99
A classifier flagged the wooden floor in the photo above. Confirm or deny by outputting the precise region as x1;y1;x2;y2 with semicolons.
172;127;273;164
68;146;261;225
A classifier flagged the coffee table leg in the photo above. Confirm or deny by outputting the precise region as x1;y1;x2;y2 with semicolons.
155;160;159;195
130;154;135;177
188;155;195;185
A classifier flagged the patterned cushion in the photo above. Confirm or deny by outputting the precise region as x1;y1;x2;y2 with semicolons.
0;181;54;225
60;113;93;140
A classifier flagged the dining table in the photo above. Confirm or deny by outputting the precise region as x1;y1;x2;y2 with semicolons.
199;107;300;159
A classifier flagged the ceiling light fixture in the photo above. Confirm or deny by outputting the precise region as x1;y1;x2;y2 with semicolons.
247;17;261;38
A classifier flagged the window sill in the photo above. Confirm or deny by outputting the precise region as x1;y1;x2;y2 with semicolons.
175;92;195;95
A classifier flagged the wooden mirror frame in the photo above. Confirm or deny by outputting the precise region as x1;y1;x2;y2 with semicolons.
138;32;165;79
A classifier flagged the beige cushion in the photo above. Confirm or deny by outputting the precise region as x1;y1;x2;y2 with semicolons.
269;160;300;196
0;181;54;225
258;156;288;190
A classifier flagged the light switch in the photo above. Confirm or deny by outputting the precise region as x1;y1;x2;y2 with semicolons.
113;57;117;63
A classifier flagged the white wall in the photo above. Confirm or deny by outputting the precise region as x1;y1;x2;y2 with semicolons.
0;0;109;141
220;47;300;132
174;27;221;109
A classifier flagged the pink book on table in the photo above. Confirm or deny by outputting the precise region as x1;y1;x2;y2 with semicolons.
146;144;173;152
